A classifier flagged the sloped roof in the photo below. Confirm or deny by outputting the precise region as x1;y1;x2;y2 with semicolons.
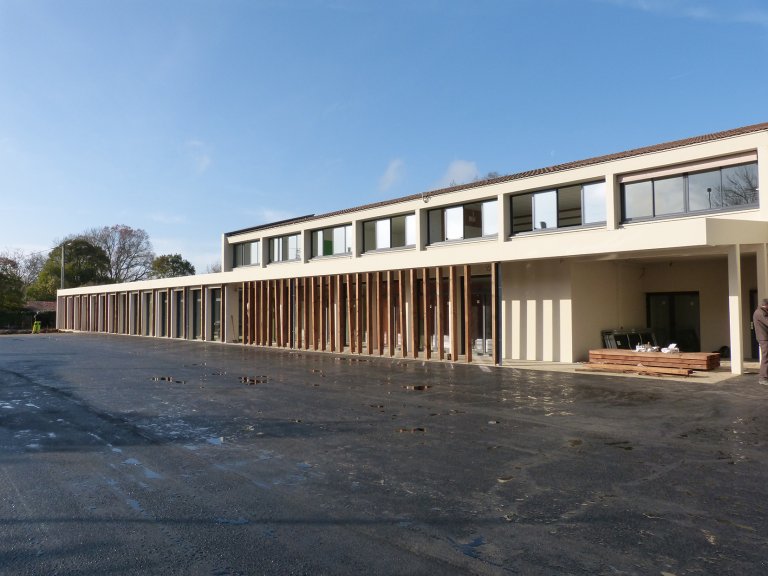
226;121;768;237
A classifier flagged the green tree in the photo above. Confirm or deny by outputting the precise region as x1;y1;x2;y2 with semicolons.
150;254;196;279
0;256;25;311
28;239;111;300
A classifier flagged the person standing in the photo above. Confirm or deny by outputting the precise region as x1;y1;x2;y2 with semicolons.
753;298;768;385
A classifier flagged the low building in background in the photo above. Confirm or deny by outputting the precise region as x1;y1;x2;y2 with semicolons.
57;122;768;375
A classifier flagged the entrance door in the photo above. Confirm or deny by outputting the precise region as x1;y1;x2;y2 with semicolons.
470;275;493;357
210;288;222;342
646;292;700;352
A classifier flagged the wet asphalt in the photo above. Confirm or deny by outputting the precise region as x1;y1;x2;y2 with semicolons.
0;333;766;575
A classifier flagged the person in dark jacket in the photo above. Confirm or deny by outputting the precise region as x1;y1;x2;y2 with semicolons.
753;298;768;384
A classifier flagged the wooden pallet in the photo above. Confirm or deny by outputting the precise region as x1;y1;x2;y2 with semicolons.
588;349;720;371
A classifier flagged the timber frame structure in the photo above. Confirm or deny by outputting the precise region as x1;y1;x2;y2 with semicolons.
59;122;768;374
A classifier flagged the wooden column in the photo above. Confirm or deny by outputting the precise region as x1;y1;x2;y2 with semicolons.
376;272;383;356
328;276;336;352
302;277;312;350
492;262;499;365
399;270;407;357
464;264;472;363
355;273;363;354
335;275;342;353
450;266;458;362
410;268;418;358
346;274;353;353
310;277;316;350
365;272;373;354
436;267;444;360
422;268;431;360
387;270;394;357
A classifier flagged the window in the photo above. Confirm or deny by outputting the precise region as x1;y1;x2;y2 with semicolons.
363;214;415;252
511;181;605;234
621;162;758;221
269;233;300;263
232;240;260;268
312;225;352;257
427;199;498;243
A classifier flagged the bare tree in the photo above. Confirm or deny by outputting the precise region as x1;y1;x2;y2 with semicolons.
84;225;155;283
722;164;759;206
206;261;222;274
0;249;45;292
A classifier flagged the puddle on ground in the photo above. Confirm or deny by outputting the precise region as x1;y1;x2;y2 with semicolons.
239;376;267;385
452;536;486;559
215;517;250;526
150;376;186;384
605;440;633;451
397;427;426;433
402;385;432;391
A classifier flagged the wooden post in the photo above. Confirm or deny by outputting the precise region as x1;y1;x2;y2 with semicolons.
450;266;458;362
410;268;418;358
387;270;394;357
492;262;499;365
464;264;472;363
423;268;431;360
376;271;383;356
328;276;336;352
355;273;363;354
399;270;407;357
365;272;372;355
436;267;444;360
303;278;310;350
346;274;353;353
335;275;342;353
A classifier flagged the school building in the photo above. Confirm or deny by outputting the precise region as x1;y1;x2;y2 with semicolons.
57;122;768;375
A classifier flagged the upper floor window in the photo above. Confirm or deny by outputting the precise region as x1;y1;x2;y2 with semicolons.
269;233;300;263
363;214;415;252
428;199;498;243
312;224;352;257
622;162;758;221
232;240;260;268
512;181;606;234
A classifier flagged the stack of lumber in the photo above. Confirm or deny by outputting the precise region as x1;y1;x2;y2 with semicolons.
578;349;721;377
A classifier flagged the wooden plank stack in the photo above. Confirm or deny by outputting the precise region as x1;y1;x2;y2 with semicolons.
580;348;721;377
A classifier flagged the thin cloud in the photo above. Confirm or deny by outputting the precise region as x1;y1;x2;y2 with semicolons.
185;139;212;174
244;207;295;225
150;212;186;225
436;160;478;188
594;0;768;27
378;158;404;192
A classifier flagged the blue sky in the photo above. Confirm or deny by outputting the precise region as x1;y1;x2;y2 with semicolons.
1;0;767;272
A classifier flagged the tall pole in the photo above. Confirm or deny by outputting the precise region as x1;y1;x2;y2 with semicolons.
60;244;65;289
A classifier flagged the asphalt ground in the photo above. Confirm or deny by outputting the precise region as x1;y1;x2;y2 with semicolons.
0;333;766;576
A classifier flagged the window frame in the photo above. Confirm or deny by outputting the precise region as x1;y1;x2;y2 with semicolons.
232;240;261;268
427;198;499;245
362;213;416;253
510;181;606;235
268;233;301;263
310;224;353;258
620;161;758;223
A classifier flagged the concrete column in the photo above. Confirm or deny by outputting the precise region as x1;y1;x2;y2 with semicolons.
757;243;768;301
605;173;618;230
728;244;744;375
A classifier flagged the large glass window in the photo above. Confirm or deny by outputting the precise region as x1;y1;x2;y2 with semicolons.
363;214;416;252
311;224;352;257
269;233;300;263
428;199;498;243
511;181;605;235
621;162;758;221
232;240;260;268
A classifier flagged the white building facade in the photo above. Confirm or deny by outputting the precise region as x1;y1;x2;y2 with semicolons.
57;122;768;374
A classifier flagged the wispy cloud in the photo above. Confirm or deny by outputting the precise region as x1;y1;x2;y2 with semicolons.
185;139;212;174
244;207;295;224
436;160;478;188
594;0;768;27
378;158;404;192
150;212;186;225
